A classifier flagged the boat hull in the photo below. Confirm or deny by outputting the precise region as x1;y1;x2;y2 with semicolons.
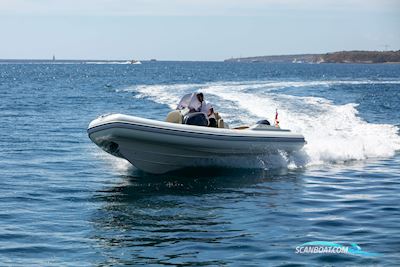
88;114;305;173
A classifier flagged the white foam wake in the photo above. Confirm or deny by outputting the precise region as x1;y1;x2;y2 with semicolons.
116;80;400;169
85;61;133;65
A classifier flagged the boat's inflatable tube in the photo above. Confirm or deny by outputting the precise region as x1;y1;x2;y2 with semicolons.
88;113;305;174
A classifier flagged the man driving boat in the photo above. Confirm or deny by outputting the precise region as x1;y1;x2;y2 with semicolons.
176;92;216;127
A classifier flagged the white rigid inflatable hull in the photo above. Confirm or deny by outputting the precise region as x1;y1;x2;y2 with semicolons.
88;114;305;174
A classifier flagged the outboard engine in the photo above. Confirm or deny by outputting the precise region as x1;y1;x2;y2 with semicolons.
183;112;208;126
249;119;277;131
256;119;271;125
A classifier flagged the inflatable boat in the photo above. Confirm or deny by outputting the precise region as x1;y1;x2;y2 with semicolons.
87;111;305;174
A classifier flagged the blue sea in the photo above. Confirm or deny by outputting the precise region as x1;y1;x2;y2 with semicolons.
1;61;400;266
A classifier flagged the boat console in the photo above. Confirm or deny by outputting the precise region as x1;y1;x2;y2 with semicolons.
166;110;229;129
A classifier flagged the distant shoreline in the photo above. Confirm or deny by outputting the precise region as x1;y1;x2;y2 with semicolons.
1;51;400;64
225;50;400;64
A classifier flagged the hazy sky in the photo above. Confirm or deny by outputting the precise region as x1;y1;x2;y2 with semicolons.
0;0;399;60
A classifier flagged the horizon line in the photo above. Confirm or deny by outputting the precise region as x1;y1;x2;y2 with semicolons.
1;49;399;62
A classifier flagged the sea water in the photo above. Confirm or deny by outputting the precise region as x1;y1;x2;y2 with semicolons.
0;61;399;266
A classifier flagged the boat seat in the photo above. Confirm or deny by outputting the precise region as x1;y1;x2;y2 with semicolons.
214;112;229;129
166;110;183;124
217;119;229;129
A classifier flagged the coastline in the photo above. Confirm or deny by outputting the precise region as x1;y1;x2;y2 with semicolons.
225;50;400;64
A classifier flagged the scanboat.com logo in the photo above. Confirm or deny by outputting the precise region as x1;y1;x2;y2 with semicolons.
295;241;381;257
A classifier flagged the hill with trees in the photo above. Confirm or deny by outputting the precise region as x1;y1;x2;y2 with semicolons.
224;50;400;64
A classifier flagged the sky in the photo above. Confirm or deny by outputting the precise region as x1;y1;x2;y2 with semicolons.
0;0;399;61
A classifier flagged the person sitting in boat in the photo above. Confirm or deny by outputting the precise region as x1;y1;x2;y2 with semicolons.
177;92;205;113
205;103;217;127
190;92;205;112
176;92;217;127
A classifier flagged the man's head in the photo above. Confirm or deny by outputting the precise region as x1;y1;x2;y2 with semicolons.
196;92;204;102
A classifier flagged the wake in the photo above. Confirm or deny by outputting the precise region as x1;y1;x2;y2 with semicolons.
116;80;400;170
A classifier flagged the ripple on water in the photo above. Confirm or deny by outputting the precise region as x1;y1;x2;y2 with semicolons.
1;63;400;266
